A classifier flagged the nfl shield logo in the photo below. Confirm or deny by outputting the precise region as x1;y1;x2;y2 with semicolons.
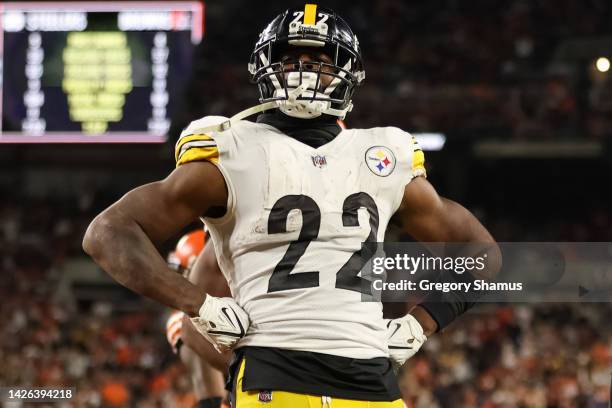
311;154;327;168
258;391;273;402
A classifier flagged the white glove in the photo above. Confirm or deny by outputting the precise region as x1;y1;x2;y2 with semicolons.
385;314;427;373
190;295;250;353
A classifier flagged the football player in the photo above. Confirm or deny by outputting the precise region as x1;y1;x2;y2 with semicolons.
83;4;500;407
165;230;231;408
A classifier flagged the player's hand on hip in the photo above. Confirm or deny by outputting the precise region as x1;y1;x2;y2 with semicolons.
385;314;427;373
190;295;249;353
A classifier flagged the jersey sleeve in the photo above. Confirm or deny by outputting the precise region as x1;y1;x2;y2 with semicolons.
174;116;229;167
386;127;427;180
386;127;428;212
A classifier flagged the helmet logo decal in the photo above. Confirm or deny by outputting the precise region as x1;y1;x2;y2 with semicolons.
365;146;396;177
289;5;329;40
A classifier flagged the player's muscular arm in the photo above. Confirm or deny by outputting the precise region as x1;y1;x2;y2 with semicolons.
398;177;495;244
188;240;231;298
181;241;232;370
385;176;500;371
181;313;232;372
82;161;227;317
179;247;229;396
397;176;501;335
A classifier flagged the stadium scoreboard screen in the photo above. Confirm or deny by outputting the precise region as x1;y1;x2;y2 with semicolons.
0;1;204;143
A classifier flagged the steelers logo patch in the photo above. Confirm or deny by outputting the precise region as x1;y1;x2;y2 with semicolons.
365;146;396;177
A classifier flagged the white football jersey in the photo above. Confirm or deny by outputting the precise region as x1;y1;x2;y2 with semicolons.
175;116;426;359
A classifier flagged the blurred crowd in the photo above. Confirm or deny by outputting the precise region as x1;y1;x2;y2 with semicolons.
0;189;610;407
400;305;612;408
0;294;189;407
177;0;612;140
0;195;194;407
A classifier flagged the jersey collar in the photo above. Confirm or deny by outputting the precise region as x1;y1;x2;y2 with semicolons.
256;111;342;149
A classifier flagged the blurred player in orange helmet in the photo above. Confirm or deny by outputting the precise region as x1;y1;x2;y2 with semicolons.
168;229;206;275
166;228;231;408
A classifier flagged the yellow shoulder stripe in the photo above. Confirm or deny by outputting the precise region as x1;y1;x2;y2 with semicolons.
411;135;426;177
175;133;214;161
176;146;219;167
412;149;425;170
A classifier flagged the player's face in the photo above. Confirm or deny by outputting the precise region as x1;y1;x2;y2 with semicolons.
280;47;335;90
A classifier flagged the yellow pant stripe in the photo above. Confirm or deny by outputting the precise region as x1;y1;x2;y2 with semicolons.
234;359;405;408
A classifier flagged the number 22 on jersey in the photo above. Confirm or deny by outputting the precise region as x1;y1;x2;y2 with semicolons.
267;192;378;295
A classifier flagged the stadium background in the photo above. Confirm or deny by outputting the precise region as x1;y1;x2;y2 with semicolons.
1;0;611;406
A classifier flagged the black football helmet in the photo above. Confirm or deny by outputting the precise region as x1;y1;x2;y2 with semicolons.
248;4;365;119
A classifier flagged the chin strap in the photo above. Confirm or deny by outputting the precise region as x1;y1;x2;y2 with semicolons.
322;102;353;118
187;84;310;135
287;83;309;103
